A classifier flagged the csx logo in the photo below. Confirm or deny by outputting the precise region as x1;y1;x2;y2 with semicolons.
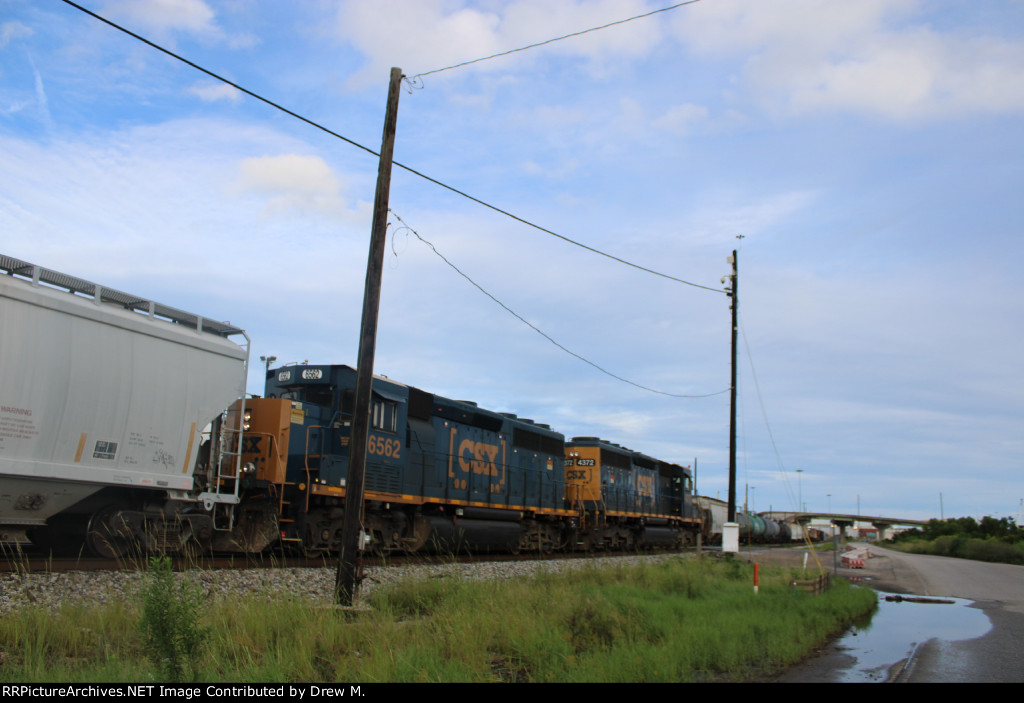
566;469;589;482
458;439;499;476
636;474;655;498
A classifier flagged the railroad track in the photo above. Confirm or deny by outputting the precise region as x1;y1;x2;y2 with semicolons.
1;542;701;574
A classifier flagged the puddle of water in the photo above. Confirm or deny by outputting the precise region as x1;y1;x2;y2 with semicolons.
834;591;991;683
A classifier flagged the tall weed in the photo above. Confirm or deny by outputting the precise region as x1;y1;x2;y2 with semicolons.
139;556;210;682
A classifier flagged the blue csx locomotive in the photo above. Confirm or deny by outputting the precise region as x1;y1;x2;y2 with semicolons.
228;364;701;554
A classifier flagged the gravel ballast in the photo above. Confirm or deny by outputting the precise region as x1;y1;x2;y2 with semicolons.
0;553;689;614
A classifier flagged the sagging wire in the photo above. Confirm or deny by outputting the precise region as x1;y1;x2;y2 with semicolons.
389;210;730;399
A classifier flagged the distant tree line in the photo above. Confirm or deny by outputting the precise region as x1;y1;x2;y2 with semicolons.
886;516;1023;565
893;516;1022;542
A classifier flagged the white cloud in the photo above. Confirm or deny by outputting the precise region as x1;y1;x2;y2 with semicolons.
677;0;910;55
334;0;667;88
100;0;261;51
236;153;359;219
189;81;242;103
103;0;218;35
521;157;579;180
652;102;709;134
674;0;1024;120
498;0;664;60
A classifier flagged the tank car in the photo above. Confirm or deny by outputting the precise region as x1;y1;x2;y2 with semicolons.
694;495;802;546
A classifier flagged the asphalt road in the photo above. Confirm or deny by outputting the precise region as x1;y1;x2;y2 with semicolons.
773;543;1024;683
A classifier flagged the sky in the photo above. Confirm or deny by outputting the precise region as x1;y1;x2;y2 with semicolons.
2;0;1022;523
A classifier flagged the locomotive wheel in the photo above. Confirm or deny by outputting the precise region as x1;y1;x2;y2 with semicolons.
86;506;132;559
399;515;431;554
300;531;329;559
301;545;329;559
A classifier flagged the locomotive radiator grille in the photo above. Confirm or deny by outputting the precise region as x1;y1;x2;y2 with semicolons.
366;465;402;494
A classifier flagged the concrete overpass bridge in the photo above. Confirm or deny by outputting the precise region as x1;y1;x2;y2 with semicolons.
762;511;929;541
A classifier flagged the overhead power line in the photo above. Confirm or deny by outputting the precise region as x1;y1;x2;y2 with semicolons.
60;0;723;295
390;210;730;399
409;0;703;81
739;319;800;512
397;163;724;292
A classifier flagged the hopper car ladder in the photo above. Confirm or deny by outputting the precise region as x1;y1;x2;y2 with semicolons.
199;407;247;531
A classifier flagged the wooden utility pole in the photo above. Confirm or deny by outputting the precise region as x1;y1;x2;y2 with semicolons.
335;67;403;606
727;249;738;523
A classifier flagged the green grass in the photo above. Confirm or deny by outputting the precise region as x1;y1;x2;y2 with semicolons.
0;556;876;683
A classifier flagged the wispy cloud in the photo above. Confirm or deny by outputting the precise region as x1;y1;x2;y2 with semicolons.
676;0;1024;120
0;21;34;48
189;80;242;103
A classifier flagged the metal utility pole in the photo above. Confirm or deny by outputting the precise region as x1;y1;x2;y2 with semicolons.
336;67;403;607
727;249;738;523
796;469;804;515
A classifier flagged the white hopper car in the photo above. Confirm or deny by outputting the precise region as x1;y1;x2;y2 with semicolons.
0;255;260;556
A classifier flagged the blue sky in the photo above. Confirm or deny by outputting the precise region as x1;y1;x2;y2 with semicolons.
3;0;1022;523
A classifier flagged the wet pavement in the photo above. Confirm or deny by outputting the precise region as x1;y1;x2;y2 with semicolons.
767;544;1024;683
783;590;991;682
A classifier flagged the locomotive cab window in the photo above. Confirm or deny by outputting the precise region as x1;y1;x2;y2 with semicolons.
303;387;334;408
277;387;333;407
372;398;398;433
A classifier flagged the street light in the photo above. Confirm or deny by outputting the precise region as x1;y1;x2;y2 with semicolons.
260;355;277;375
796;469;804;514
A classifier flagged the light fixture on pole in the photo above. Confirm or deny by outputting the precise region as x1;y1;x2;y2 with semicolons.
260;355;277;375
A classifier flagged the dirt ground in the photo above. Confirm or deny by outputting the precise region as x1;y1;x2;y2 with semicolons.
733;545;838;569
731;544;892;588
